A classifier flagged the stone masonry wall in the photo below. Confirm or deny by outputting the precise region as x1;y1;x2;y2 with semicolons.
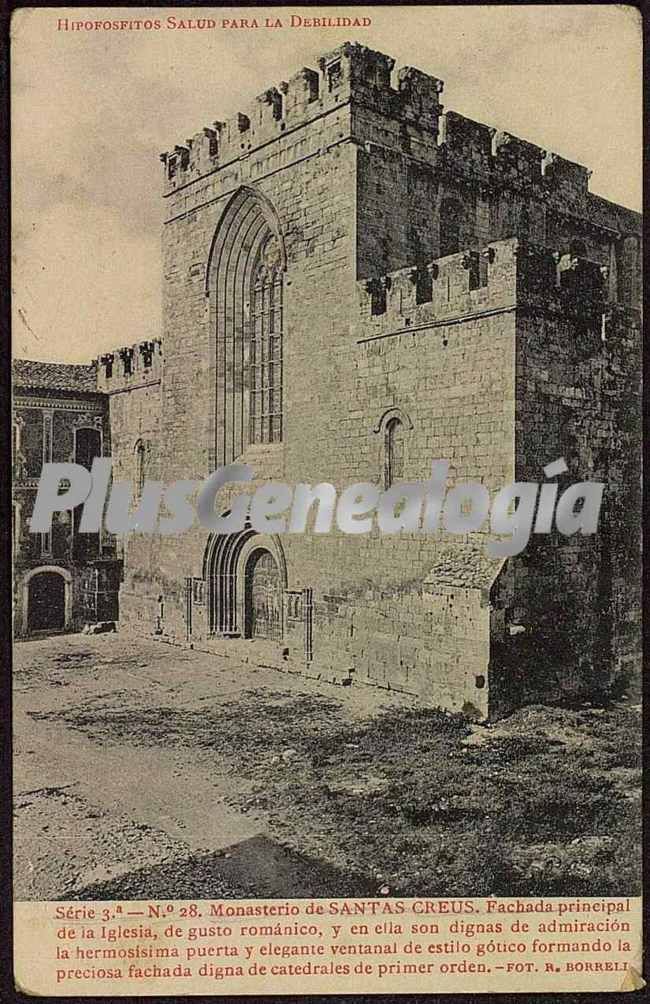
97;341;164;631
110;42;641;718
502;245;642;707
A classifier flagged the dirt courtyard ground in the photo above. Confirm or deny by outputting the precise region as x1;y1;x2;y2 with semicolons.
13;633;641;901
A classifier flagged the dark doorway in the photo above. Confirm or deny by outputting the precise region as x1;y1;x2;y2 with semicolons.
244;549;281;640
28;572;66;633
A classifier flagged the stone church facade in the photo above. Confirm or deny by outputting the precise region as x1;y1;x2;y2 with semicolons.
17;43;642;719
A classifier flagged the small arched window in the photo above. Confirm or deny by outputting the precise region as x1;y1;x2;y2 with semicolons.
75;426;101;469
134;440;146;503
439;198;463;257
384;417;405;489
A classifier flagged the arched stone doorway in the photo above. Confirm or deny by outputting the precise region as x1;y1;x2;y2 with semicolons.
23;567;72;634
244;548;282;640
203;527;286;640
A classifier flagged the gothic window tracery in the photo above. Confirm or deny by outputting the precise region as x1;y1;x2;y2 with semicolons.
207;187;286;465
249;238;283;445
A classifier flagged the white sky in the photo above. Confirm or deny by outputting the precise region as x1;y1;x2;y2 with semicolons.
11;5;642;362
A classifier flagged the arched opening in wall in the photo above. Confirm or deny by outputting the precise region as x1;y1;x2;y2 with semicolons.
244;548;282;640
26;570;67;633
384;417;405;488
374;407;413;489
206;186;286;466
439;198;463;257
75;426;101;469
204;526;286;640
134;439;147;502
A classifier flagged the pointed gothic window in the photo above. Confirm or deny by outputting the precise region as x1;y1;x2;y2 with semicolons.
249;239;283;445
208;188;286;465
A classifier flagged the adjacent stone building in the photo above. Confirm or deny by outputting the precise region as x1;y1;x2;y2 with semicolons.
12;360;121;636
15;43;642;718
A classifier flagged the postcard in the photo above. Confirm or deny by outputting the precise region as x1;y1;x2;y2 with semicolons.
11;5;642;994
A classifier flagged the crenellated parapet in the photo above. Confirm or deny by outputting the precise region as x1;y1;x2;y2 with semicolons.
354;237;612;339
159;40;605;215
159;42;445;193
437;110;591;209
355;239;517;337
95;339;162;394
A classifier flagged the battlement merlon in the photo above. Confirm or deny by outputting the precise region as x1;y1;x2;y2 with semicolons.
159;42;445;193
158;42;640;220
436;111;590;206
353;237;629;336
95;339;162;393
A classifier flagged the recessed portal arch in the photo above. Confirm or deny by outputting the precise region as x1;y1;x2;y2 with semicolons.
203;524;287;639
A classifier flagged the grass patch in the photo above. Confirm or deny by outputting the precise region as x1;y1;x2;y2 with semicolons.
41;687;640;897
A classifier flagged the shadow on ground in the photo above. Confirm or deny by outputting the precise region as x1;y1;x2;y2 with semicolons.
71;834;378;901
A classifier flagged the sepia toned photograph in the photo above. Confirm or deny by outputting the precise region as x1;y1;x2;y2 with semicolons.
11;4;642;994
